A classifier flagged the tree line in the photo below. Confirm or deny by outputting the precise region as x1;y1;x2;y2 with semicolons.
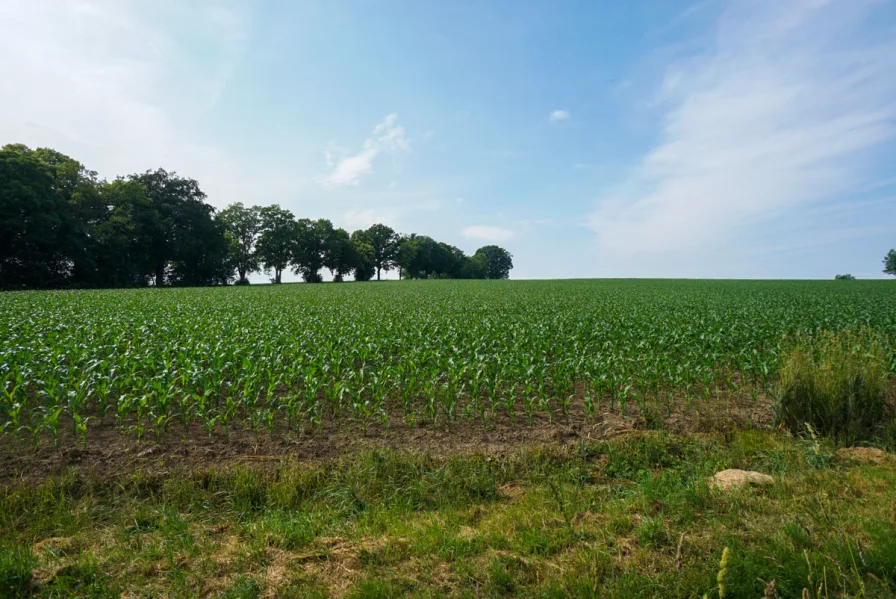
0;144;513;289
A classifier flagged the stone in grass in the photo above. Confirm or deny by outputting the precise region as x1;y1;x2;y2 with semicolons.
836;447;889;464
710;469;774;491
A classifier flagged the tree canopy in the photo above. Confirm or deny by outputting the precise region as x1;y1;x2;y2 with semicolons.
472;245;514;280
255;205;295;285
884;250;896;277
0;143;514;289
219;203;261;284
0;148;79;288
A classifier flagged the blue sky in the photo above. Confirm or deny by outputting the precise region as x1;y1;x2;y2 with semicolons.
2;0;895;280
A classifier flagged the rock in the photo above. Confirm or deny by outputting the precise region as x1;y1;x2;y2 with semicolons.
836;447;889;464
710;469;774;490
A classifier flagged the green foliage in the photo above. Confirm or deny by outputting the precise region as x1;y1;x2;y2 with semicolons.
359;223;399;280
292;218;332;283
0;543;35;598
396;234;473;279
834;273;855;280
885;249;896;277
324;226;358;281
0;147;81;289
473;245;514;280
255;204;296;284
130;168;230;287
776;327;893;443
1;145;235;289
351;230;377;281
218;203;262;283
1;280;895;443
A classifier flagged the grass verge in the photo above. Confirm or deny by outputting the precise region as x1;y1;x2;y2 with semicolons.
2;430;895;598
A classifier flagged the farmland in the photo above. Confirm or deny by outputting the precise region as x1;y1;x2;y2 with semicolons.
2;279;896;598
2;279;895;444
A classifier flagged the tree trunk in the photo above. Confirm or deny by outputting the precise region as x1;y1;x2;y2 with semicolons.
377;266;381;281
275;268;282;284
154;265;164;287
238;266;246;281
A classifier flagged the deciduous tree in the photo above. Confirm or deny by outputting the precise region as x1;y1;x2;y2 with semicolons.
292;218;331;283
884;249;896;277
362;223;399;280
0;148;79;288
473;245;513;280
351;230;376;282
256;205;296;284
129;169;220;286
324;227;358;281
219;203;262;283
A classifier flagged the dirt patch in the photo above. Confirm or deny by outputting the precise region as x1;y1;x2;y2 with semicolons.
260;548;298;599
32;536;80;557
837;447;890;464
0;391;774;484
288;536;383;596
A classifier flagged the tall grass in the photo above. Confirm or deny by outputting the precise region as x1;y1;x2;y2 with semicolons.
776;328;893;444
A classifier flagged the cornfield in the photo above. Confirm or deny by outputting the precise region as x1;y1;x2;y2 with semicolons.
2;280;894;445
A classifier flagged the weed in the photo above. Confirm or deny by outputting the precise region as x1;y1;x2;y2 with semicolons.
776;328;893;444
0;543;35;598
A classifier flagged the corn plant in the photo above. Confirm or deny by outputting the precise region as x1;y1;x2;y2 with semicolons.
0;280;893;446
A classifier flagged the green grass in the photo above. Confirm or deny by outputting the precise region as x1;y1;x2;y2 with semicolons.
777;327;893;444
2;431;895;598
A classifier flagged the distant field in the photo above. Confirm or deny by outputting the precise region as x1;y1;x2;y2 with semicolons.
2;279;895;445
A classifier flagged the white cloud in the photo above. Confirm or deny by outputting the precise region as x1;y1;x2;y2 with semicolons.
0;0;279;207
318;114;410;188
549;109;570;123
589;0;896;254
462;225;516;242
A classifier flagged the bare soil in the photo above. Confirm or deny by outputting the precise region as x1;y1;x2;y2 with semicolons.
0;392;774;483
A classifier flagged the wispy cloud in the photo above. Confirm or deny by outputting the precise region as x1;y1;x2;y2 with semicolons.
589;0;896;255
462;225;516;242
0;1;318;209
318;114;410;188
745;225;896;257
549;109;570;123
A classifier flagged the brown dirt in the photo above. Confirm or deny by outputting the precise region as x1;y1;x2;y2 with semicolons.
0;391;774;484
836;447;891;464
